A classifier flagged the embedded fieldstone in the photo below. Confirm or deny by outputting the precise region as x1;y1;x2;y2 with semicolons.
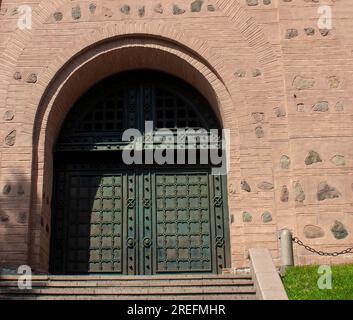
317;181;341;201
0;212;9;222
274;106;286;117
252;69;262;77
2;184;11;195
335;101;344;112
319;29;330;37
304;225;325;239
121;5;130;15
331;155;345;166
258;181;274;190
293;75;315;90
103;7;113;18
241;180;251;192
312;101;329;112
207;5;215;11
304;27;315;36
263;0;271;5
4;110;14;121
286;29;298;39
173;5;185;15
191;0;203;12
243;212;252;223
89;3;97;14
305;150;322;165
0;8;7;16
53;11;63;21
247;0;258;5
262;211;272;223
252;112;264;123
17;212;27;224
72;6;81;20
255;126;264;138
154;3;163;14
280;155;291;169
138;6;145;17
327;76;340;89
234;69;246;78
280;185;289;202
294;182;305;203
331;221;348;240
5;130;16;146
13;72;22;80
26;73;37;84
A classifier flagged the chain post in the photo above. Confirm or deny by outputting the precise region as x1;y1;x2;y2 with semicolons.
279;229;294;268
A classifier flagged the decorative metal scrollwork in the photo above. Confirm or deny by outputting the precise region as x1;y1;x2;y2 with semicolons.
213;196;223;207
127;237;136;249
143;198;151;208
127;198;136;209
143;237;152;248
216;236;224;247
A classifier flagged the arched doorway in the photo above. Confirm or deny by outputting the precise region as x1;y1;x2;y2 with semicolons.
50;71;230;275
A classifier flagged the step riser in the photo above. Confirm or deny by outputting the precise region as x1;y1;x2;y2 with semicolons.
0;287;256;295
0;281;254;287
0;275;252;281
0;295;258;300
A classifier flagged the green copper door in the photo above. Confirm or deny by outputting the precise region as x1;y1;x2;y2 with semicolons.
50;71;230;275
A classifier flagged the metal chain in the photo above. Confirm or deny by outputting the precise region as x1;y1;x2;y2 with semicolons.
292;236;353;257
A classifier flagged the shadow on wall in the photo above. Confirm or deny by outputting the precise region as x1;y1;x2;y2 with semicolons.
0;171;33;274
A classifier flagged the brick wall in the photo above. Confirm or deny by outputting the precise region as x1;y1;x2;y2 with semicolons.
0;0;352;272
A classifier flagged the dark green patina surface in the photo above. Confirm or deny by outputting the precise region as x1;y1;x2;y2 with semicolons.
50;71;230;275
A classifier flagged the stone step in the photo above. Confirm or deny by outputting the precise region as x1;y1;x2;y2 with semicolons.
0;294;258;300
0;279;254;287
0;285;256;295
0;274;257;300
0;274;252;281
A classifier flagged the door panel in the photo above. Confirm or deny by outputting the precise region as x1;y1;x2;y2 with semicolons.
154;173;212;273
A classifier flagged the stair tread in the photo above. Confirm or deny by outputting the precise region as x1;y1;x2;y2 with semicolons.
0;280;254;287
0;294;258;300
0;274;252;281
0;286;256;294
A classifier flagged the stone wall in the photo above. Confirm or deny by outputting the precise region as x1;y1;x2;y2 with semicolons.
0;0;352;272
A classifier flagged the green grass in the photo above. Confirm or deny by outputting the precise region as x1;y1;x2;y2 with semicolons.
282;264;353;300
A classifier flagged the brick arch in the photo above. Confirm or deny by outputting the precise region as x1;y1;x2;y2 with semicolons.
0;0;285;270
28;35;238;271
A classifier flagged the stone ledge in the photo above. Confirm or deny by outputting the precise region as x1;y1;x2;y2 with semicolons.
249;248;288;300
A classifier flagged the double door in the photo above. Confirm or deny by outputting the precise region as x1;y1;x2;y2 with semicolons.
50;163;230;275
